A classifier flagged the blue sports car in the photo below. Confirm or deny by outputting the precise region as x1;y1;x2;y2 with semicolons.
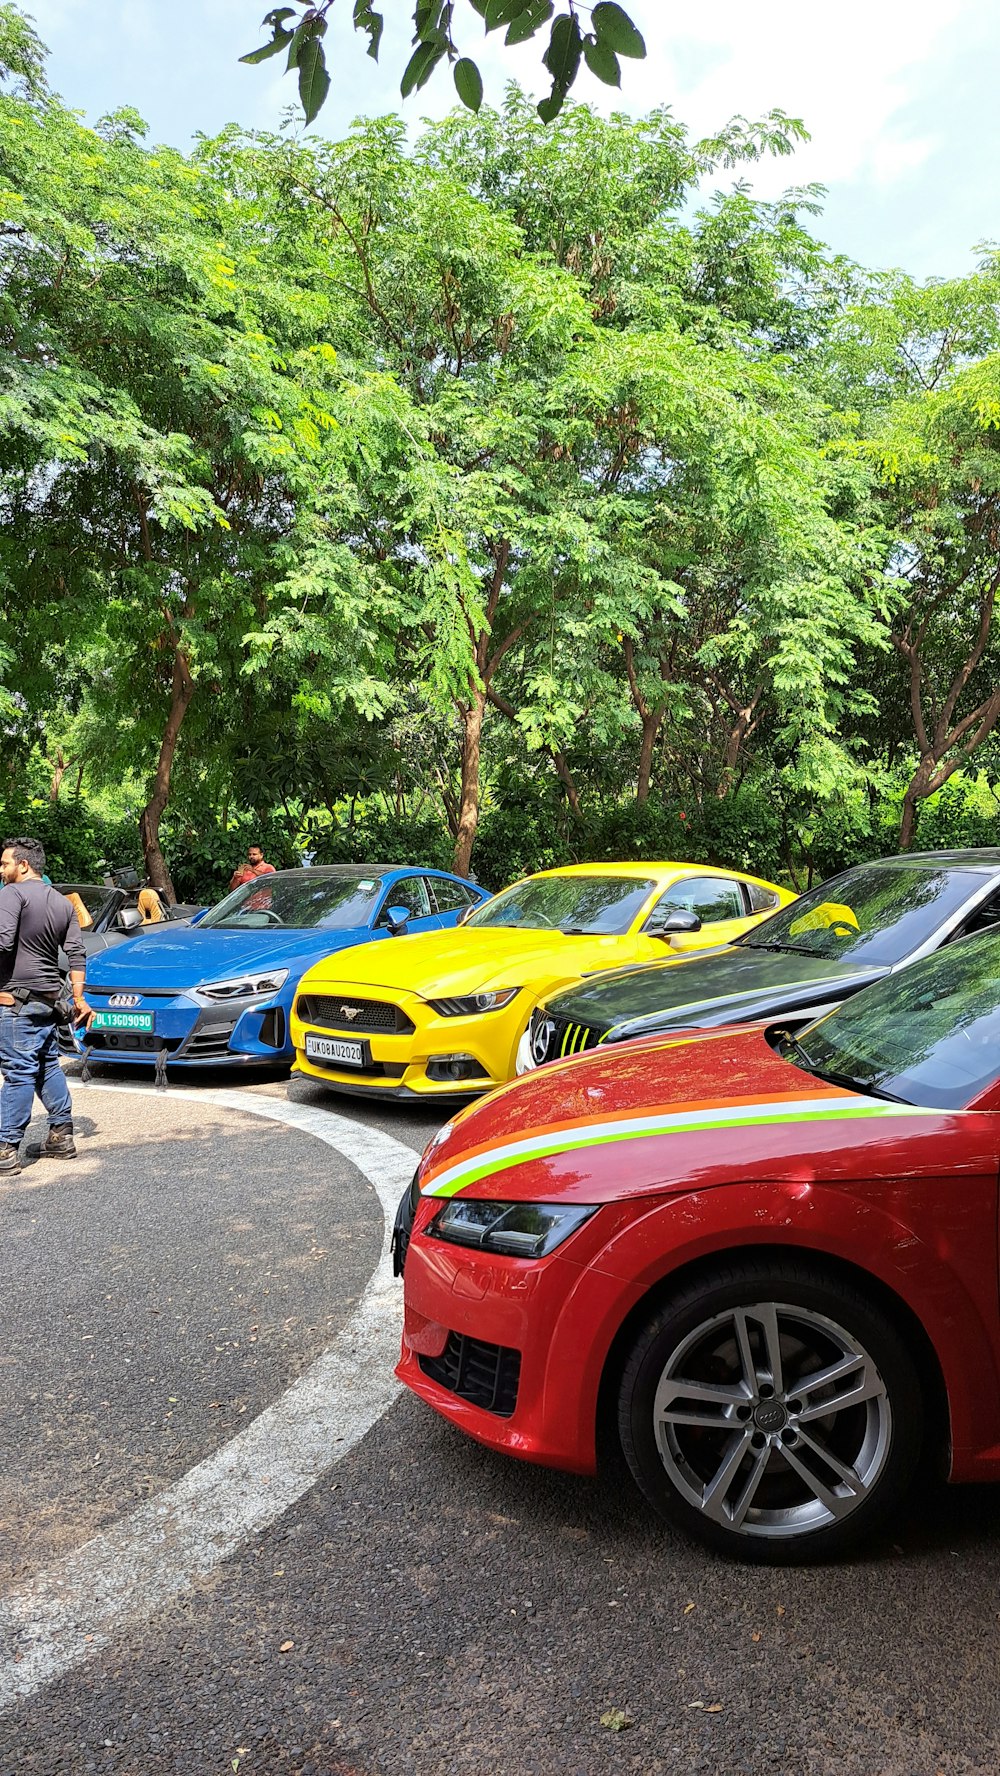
80;864;488;1073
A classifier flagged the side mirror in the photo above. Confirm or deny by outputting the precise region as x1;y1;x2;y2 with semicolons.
188;907;208;925
457;903;478;926
384;904;410;936
647;908;702;939
115;907;142;932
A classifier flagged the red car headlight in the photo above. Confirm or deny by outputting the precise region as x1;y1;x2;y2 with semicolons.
428;1197;597;1259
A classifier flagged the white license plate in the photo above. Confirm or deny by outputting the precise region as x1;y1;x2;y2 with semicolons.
305;1034;367;1068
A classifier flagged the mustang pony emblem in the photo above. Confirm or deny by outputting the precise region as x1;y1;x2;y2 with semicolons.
340;1005;360;1021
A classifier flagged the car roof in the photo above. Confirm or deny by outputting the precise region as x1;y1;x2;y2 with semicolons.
529;861;761;881
250;864;465;880
865;849;1000;871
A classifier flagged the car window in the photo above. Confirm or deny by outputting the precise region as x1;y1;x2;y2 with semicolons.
64;885;115;921
430;876;476;913
958;886;1000;937
650;876;747;924
796;928;1000;1109
739;863;982;966
747;882;781;913
467;874;657;934
382;876;431;921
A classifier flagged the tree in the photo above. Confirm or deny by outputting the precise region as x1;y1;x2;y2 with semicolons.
0;7;381;894
240;0;646;126
835;268;1000;847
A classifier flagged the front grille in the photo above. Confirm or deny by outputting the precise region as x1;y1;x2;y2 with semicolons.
305;1055;406;1080
183;1028;236;1060
297;994;414;1035
419;1332;521;1418
531;1007;603;1066
391;1170;421;1276
85;1033;185;1054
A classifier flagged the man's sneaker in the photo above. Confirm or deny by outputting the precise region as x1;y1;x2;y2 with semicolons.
0;1143;22;1174
40;1125;76;1160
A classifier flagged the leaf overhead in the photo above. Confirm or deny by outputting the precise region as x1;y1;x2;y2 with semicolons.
582;33;621;86
453;57;484;111
238;0;648;122
591;1;646;57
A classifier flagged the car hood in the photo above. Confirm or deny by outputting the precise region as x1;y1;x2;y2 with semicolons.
307;927;640;998
417;1026;955;1206
85;925;374;990
544;944;886;1038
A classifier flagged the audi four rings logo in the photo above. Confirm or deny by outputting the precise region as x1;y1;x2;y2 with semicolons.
531;1017;555;1064
108;993;141;1009
340;1005;360;1021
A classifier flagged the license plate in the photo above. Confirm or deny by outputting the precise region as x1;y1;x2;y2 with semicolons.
91;1011;154;1032
305;1033;367;1068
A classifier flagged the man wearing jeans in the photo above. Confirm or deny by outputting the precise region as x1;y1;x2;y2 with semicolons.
0;836;90;1175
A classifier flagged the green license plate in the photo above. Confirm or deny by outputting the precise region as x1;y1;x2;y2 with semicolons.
91;1011;154;1032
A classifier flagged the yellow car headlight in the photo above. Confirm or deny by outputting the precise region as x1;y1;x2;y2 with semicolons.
427;989;519;1016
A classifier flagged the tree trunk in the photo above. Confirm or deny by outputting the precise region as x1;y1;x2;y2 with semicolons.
453;689;486;877
139;651;194;904
48;749;69;802
550;749;582;819
636;712;662;805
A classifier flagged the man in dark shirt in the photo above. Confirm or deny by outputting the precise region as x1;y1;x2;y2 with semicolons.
0;835;90;1174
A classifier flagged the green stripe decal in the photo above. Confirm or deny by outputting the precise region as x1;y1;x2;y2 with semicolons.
421;1098;936;1199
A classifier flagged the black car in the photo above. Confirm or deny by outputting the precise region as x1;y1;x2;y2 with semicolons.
522;850;1000;1070
56;878;202;957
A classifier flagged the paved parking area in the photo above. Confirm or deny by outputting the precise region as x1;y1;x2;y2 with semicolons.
2;1066;1000;1775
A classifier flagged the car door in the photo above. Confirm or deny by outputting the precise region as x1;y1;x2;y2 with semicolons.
631;875;757;959
425;874;480;930
376;875;438;935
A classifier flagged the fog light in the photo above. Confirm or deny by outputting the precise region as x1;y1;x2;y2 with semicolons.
426;1053;488;1083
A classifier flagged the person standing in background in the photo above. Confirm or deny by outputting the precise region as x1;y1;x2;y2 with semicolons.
0;836;91;1175
228;842;276;892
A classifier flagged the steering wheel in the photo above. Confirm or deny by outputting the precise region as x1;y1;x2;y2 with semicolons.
257;910;284;925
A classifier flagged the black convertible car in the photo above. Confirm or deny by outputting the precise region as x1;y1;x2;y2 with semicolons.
56;875;202;957
520;850;1000;1071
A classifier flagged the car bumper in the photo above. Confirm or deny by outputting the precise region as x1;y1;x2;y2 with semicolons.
395;1195;644;1473
291;991;528;1099
81;993;292;1066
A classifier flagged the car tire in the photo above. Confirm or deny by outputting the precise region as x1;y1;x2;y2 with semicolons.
618;1258;924;1564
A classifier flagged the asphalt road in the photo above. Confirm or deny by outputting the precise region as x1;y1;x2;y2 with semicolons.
2;1064;1000;1775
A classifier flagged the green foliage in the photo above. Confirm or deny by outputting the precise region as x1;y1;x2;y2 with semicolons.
6;8;1000;903
239;0;645;125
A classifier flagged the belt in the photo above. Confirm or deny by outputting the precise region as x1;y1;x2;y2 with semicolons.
0;987;57;1010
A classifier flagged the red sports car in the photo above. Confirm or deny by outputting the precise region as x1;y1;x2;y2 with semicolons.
394;928;1000;1562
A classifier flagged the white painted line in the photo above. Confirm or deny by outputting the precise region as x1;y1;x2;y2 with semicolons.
0;1084;415;1710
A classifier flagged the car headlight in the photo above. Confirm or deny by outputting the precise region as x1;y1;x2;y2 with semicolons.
428;1197;597;1259
193;969;289;1005
428;989;519;1016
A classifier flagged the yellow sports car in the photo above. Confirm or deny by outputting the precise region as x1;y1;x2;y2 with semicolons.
290;861;795;1103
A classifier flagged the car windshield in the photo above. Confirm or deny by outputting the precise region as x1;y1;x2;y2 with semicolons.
794;929;1000;1109
739;863;980;966
466;874;656;935
200;873;384;931
67;886;115;920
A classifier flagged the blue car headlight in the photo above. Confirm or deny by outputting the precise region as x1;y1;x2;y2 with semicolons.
192;969;289;1006
428;1196;597;1259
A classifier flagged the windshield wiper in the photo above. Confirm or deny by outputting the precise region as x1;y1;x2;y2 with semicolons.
802;1064;912;1105
741;940;824;957
779;1033;912;1103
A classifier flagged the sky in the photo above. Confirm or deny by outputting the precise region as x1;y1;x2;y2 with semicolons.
20;0;1000;280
